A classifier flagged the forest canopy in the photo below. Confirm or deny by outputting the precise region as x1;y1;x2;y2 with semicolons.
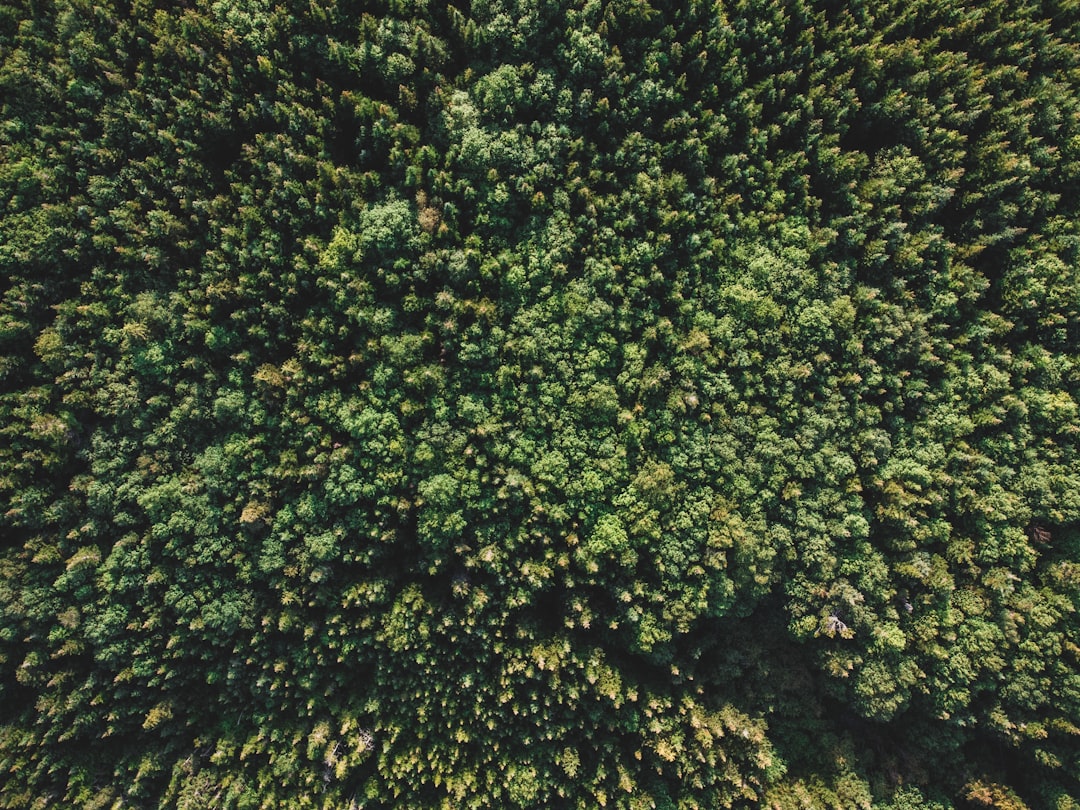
2;0;1080;807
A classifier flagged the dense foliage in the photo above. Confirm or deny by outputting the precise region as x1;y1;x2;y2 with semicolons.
2;0;1080;806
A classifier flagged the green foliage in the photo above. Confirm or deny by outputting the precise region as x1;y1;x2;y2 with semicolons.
1;0;1079;807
